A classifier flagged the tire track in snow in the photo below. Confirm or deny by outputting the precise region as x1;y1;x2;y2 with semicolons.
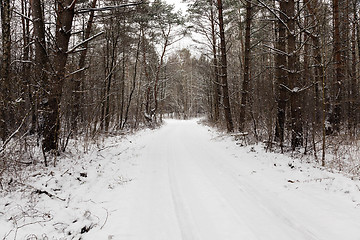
166;125;259;240
167;143;200;240
189;134;321;240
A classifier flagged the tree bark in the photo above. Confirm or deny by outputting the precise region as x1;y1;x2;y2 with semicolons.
350;0;358;132
30;0;50;154
274;0;287;145
21;0;36;135
287;0;303;149
104;31;119;132
152;26;171;120
331;0;343;133
122;34;141;129
38;0;76;152
239;0;252;132
217;0;234;132
210;0;220;123
72;0;97;133
0;0;12;141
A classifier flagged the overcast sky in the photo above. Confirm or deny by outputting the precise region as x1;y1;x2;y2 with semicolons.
160;0;196;54
163;0;188;14
154;0;205;57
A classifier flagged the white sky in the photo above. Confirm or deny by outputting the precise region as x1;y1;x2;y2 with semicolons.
162;0;203;56
163;0;189;14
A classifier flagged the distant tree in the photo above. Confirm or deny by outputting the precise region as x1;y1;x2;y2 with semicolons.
187;0;221;122
140;0;184;122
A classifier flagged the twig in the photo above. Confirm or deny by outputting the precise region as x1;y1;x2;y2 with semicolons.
115;147;130;156
98;143;121;152
61;169;70;177
100;207;109;230
34;189;66;201
0;112;29;153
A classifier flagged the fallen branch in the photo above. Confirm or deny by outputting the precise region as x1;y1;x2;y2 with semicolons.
98;143;121;152
34;189;66;201
12;180;66;201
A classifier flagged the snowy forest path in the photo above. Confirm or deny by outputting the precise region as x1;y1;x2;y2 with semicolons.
101;119;360;240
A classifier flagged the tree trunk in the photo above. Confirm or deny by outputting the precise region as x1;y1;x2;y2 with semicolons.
21;0;36;135
287;0;303;149
141;30;152;122
350;0;358;133
239;0;252;132
0;0;12;141
44;0;77;152
331;0;343;133
217;0;234;132
122;35;141;129
30;0;50;154
152;27;170;119
72;0;97;133
119;49;126;128
210;0;220;123
104;39;118;132
274;0;287;145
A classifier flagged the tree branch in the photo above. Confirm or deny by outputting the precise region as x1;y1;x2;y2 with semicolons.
67;31;104;53
75;1;144;14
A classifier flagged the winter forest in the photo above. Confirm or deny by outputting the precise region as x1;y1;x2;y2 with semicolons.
1;0;360;239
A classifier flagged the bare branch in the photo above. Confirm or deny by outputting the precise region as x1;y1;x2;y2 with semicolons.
75;1;144;14
65;66;88;78
0;112;29;154
67;31;104;53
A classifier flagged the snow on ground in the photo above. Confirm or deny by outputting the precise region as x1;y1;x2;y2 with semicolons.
1;119;360;239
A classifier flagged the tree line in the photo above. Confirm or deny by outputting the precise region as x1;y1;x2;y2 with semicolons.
177;0;359;164
0;0;186;165
0;0;359;167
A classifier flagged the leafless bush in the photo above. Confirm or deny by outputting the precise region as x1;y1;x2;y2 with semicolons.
0;135;42;191
324;134;360;177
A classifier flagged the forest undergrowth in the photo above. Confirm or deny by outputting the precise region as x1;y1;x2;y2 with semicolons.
202;118;360;180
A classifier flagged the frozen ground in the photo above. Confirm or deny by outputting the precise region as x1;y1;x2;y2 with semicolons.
1;119;360;239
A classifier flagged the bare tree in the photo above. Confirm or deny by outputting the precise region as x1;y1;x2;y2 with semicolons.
72;0;98;133
31;0;77;154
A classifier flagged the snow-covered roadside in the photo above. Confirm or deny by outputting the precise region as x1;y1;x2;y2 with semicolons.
1;119;360;239
208;130;360;208
0;130;150;239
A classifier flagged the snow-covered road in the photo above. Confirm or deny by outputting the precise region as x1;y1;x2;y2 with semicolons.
2;119;360;239
94;119;360;240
